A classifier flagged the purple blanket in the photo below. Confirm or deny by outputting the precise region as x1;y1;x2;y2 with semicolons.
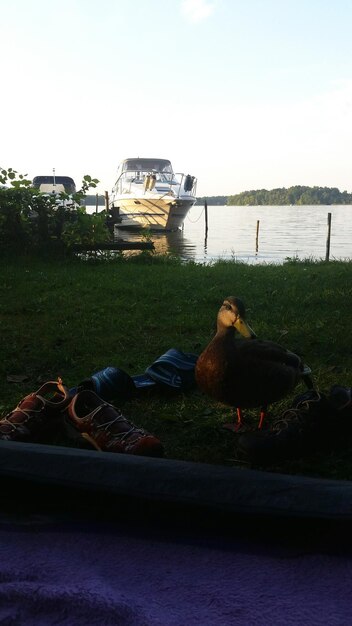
0;518;350;625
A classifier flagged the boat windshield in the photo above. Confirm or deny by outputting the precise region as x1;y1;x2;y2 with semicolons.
32;176;76;194
122;159;173;175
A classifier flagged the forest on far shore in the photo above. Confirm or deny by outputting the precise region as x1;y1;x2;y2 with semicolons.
196;185;352;206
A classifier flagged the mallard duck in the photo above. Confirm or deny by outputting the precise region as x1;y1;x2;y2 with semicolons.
195;296;313;430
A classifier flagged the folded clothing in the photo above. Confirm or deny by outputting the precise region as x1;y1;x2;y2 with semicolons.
138;348;199;392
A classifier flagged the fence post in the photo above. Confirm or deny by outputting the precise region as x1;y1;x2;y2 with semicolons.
256;220;260;253
325;212;332;261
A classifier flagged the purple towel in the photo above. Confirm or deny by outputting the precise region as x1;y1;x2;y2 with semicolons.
0;518;350;626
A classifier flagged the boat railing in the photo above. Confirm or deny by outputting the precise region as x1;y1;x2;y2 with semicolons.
113;171;197;198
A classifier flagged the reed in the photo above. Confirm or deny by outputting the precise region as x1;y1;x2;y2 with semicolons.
1;253;352;479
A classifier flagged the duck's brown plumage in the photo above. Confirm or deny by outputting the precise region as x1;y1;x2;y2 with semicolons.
195;296;310;413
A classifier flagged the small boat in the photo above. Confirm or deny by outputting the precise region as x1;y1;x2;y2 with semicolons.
32;175;77;208
110;158;197;231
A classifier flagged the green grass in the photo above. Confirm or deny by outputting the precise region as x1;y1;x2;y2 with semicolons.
1;252;352;479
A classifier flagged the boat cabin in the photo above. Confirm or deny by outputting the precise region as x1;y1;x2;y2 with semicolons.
111;157;197;204
32;176;76;195
118;158;175;184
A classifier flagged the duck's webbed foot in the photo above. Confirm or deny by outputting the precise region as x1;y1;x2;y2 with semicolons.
223;407;244;432
257;406;267;430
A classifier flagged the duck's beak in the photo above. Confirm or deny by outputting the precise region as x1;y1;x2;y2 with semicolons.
233;317;257;338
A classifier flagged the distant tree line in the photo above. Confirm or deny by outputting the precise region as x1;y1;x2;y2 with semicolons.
81;194;105;206
197;186;352;206
196;196;227;205
227;186;352;205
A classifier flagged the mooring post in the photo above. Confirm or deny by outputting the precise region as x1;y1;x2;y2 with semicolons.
105;191;109;213
204;199;208;236
256;220;260;253
325;212;332;261
95;193;99;213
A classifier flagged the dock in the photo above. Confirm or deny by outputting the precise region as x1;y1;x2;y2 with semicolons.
72;241;154;252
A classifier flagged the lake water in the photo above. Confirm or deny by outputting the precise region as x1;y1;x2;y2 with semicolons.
114;205;352;264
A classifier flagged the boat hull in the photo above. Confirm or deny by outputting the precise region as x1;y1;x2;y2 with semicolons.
113;196;196;231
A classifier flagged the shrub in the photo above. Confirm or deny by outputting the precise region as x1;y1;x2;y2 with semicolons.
0;168;109;254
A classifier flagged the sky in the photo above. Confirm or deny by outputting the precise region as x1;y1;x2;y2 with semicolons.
2;0;352;196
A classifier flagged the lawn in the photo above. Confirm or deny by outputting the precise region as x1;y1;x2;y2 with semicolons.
2;252;352;480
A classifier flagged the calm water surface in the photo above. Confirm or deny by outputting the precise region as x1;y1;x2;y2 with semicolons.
115;205;352;264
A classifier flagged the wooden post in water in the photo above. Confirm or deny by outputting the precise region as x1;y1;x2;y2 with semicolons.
95;193;99;213
256;220;260;253
105;191;109;213
325;212;332;261
204;199;208;236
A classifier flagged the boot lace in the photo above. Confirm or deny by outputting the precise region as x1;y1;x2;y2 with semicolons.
272;391;322;434
89;404;145;447
0;395;46;435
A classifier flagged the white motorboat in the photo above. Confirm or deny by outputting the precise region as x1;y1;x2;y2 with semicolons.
110;158;197;231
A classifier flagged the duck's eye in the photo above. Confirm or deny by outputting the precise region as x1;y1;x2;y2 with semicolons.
224;304;231;310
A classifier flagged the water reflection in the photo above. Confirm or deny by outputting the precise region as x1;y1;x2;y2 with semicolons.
115;227;200;261
114;205;352;264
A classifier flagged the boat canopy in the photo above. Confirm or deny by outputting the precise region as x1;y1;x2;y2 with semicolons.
32;176;76;194
122;159;173;174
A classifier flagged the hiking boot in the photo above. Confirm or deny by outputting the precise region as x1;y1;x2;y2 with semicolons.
329;385;352;414
67;389;164;457
237;390;333;464
0;378;71;443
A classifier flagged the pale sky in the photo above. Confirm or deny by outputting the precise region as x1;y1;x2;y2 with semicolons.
2;0;352;196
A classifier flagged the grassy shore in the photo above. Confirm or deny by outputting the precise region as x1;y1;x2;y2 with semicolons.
2;252;352;479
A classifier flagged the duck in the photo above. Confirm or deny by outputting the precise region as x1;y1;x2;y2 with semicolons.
195;296;313;431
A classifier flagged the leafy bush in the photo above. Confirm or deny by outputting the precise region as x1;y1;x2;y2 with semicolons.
0;168;110;254
61;210;111;248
